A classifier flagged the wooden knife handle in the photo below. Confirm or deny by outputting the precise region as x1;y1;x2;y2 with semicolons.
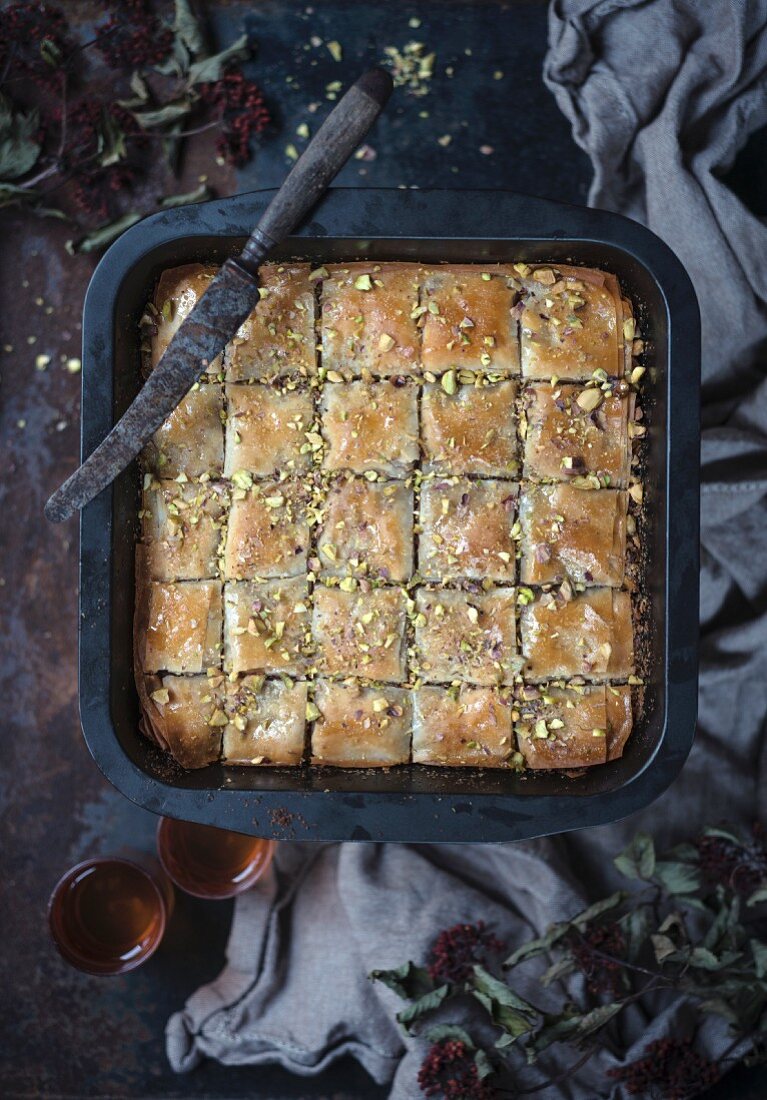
237;68;393;275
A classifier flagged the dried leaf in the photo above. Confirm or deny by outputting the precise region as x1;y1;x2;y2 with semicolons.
397;984;450;1033
614;832;656;880
504;923;569;969
751;940;767;980
174;0;205;55
40;37;63;67
133;101;192;130
747;886;767;908
98;108;126;167
160;184;211;207
528;1002;623;1058
474;1048;494;1080
540;955;577;987
423;1024;475;1047
370;961;435;1001
0;96;41;180
65;212;142;255
653;860;702;895
571;891;626;929
187;34;249;85
471;966;538;1040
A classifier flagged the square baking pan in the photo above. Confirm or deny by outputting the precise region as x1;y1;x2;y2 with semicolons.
78;187;700;843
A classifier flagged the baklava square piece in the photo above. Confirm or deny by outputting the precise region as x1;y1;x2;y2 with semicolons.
312;586;408;682
143;383;224;480
223;478;310;580
226;263;315;381
522;383;633;487
223;577;309;676
321;263;421;378
141;479;228;581
414;588;518;685
140;579;222;674
421;379;518;476
140;673;225;769
224;384;314;478
321;379;419;476
317;477;414;583
147;264;220;375
519;266;622;381
419;478;518;582
223;676;307;765
520;588;634;681
421;269;519;376
311;680;411;767
413;686;513;767
514;685;607;770
518;485;627;587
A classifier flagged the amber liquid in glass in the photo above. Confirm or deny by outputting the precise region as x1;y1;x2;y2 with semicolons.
158;820;274;898
51;861;166;973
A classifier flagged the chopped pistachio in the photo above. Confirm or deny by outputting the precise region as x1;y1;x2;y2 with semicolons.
327;40;343;61
306;702;321;721
441;369;457;395
150;688;170;705
576;388;603;412
354;273;373;291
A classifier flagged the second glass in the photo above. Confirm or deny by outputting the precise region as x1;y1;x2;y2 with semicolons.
156;818;275;899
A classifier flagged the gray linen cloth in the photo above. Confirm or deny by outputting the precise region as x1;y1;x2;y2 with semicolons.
167;1;767;1093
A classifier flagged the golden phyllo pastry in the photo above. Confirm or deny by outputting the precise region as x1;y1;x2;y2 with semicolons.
421;267;520;375
421;379;518;476
225;263;315;380
519;264;623;381
135;259;643;774
514;684;632;769
224;383;314;479
413;686;513;766
518;484;627;587
146;263;220;374
140;479;228;581
316;477;414;583
223;478;310;580
222;676;307;765
321;263;421;378
142;383;224;480
419;478;518;582
320;379;419;476
223;577;309;676
138;672;226;769
310;680;412;766
414;587;518;685
522;382;633;487
312;585;408;682
137;572;222;675
520;588;634;681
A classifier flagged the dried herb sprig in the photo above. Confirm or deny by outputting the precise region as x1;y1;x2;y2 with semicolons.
0;0;272;251
371;824;767;1099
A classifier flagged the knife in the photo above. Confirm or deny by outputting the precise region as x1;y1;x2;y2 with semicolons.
45;67;393;523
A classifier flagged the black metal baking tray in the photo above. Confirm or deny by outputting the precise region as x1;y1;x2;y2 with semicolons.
78;187;699;843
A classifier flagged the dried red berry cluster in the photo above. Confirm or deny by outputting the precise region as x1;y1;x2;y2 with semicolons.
570;921;627;996
199;70;271;166
96;0;173;69
0;1;71;87
697;828;767;895
58;101;144;219
418;1040;495;1100
427;921;505;985
608;1038;720;1099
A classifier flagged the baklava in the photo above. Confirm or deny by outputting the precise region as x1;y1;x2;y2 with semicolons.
135;261;645;772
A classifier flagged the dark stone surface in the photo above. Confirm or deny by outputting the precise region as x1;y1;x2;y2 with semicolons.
1;1;763;1097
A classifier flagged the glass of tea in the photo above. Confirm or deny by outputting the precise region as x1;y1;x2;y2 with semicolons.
156;818;275;900
48;856;172;975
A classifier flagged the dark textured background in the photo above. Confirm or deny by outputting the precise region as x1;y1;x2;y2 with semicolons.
0;2;763;1096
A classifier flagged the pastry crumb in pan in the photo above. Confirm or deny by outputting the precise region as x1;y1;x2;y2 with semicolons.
135;261;647;773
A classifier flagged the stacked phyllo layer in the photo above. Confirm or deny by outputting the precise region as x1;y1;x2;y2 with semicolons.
134;261;645;770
